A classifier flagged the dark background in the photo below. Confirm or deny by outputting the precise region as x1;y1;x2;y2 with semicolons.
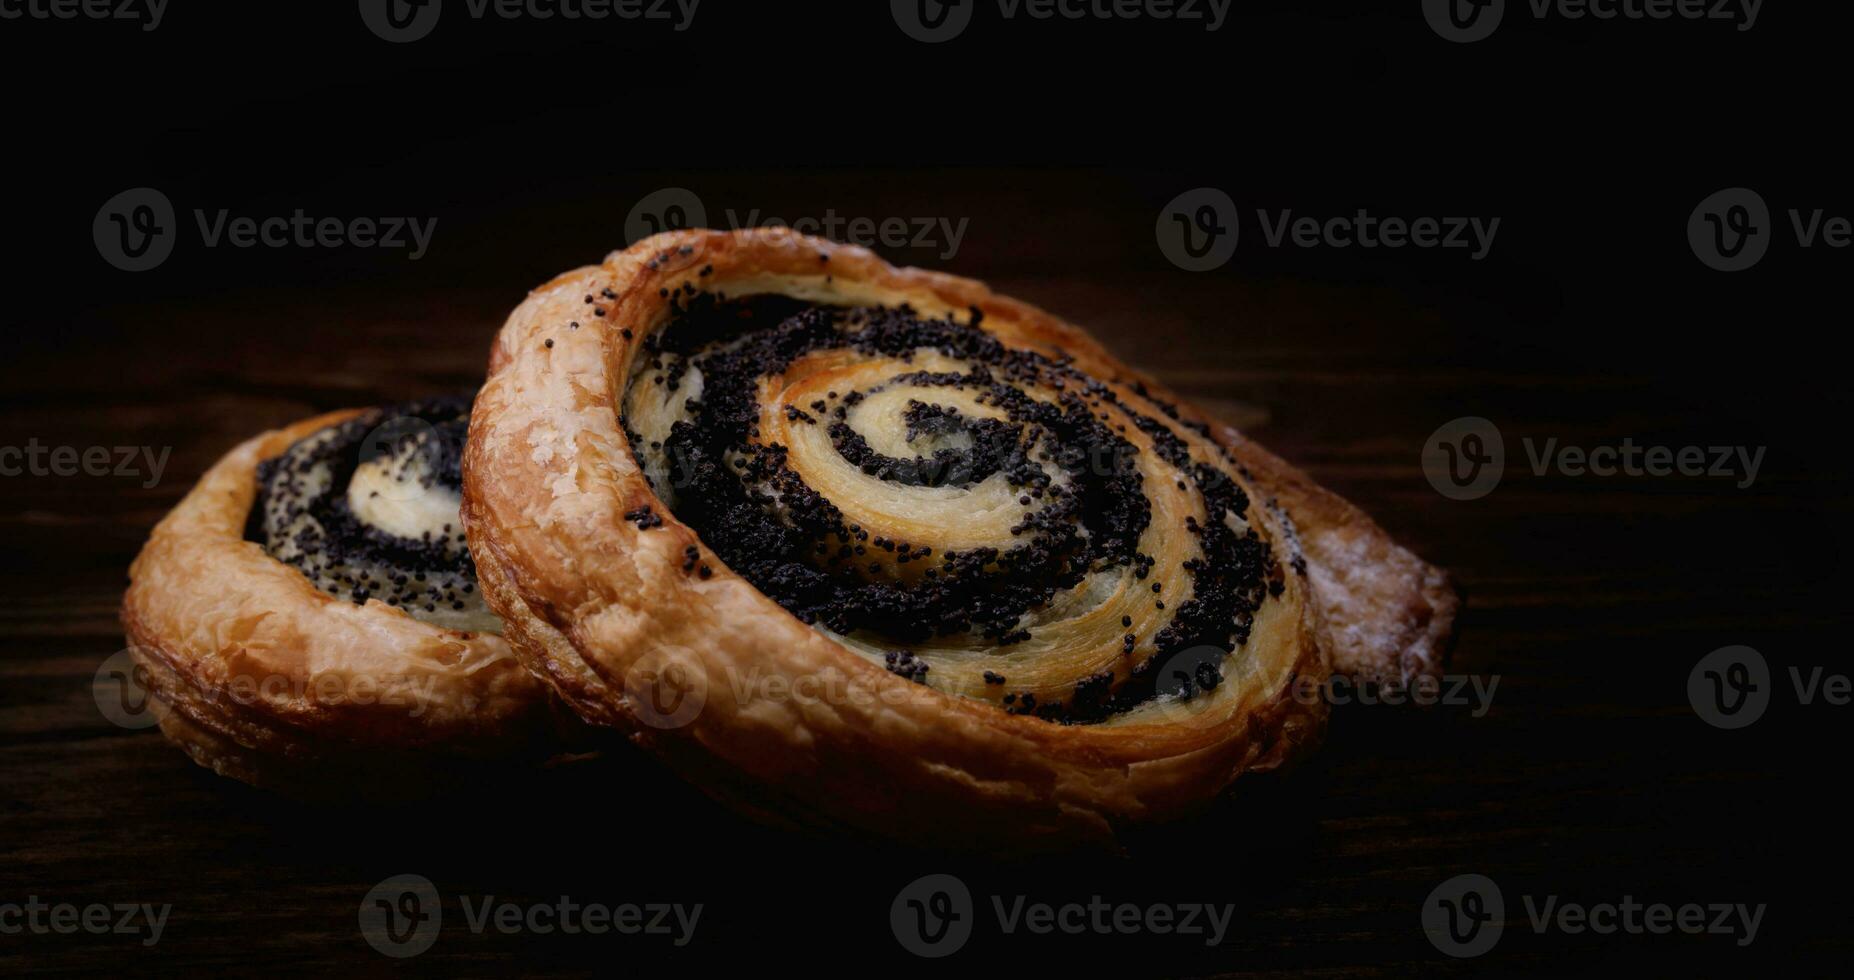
3;1;1849;975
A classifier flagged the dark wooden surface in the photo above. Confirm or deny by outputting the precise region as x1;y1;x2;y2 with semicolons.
5;4;1852;977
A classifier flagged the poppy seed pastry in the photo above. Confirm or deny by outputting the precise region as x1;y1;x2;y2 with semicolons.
462;228;1458;848
122;398;564;793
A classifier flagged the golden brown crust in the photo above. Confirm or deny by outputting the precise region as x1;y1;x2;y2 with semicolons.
121;410;562;794
463;228;1456;848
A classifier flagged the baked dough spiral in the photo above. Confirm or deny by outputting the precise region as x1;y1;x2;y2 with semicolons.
121;399;561;793
465;229;1458;848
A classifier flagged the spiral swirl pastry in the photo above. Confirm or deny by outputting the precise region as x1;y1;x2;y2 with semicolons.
465;229;1458;848
248;396;496;634
122;398;559;794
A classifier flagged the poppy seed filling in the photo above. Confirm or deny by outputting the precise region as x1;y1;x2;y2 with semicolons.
246;396;499;634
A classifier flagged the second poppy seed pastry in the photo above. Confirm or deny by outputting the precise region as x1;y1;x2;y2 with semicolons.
122;397;565;794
